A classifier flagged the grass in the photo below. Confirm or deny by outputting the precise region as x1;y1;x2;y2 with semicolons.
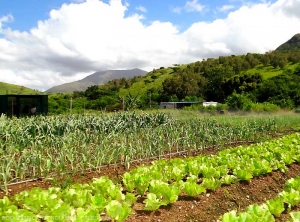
154;109;300;130
118;68;173;97
242;62;299;80
0;82;39;95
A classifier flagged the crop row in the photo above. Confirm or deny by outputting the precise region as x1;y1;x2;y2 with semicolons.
0;113;277;187
0;133;299;221
220;176;300;222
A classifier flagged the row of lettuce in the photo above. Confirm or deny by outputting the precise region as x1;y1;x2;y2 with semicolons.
221;176;300;221
1;133;300;221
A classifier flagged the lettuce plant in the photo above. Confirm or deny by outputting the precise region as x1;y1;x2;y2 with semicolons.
201;178;222;191
182;181;206;197
105;200;132;222
143;193;167;211
73;206;100;222
246;204;275;222
289;211;300;221
265;197;285;217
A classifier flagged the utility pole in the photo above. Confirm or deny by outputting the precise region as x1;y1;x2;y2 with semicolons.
149;91;152;109
70;97;72;114
11;96;14;118
123;97;125;111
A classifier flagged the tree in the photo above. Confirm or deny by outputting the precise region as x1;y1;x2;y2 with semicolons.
85;85;101;100
270;52;288;69
225;92;252;111
261;54;270;66
222;73;262;97
245;53;259;68
72;91;85;99
203;67;234;102
162;70;206;101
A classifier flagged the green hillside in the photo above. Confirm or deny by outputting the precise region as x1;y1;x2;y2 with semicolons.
119;53;300;97
242;62;300;79
0;82;39;95
118;67;173;97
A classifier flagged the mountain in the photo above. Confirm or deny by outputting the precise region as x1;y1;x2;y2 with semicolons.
276;33;300;52
0;82;39;95
46;68;148;92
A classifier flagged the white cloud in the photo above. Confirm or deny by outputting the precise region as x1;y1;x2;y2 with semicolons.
172;6;182;14
217;5;235;12
136;5;147;13
70;0;86;3
0;0;299;91
172;0;205;14
0;14;13;29
184;0;205;12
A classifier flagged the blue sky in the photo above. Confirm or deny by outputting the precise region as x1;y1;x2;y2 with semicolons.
0;0;299;91
0;0;275;31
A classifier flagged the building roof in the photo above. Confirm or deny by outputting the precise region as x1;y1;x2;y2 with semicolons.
161;101;202;104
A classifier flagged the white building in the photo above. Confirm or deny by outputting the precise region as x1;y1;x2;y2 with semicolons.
202;101;218;107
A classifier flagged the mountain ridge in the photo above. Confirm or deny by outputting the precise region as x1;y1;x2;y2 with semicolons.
276;33;300;52
45;68;148;93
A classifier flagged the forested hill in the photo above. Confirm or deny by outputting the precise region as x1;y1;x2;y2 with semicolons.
117;50;300;104
49;49;300;113
276;33;300;52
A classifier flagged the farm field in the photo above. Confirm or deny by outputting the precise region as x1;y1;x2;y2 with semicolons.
0;111;300;221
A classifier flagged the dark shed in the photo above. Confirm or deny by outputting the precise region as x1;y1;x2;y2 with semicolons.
0;94;48;117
